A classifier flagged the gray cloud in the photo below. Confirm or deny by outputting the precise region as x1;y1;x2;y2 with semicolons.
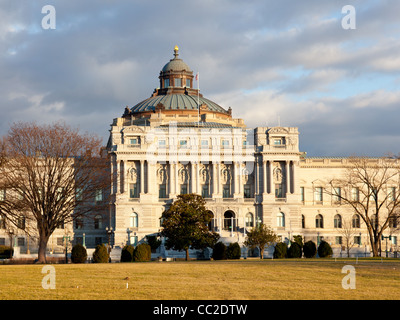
0;0;399;157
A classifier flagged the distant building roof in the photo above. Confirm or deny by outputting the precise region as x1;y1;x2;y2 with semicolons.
157;121;243;129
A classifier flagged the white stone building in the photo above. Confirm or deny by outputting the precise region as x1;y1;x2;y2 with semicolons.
1;47;398;259
104;47;399;258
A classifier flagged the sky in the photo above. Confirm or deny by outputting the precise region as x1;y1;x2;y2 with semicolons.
1;0;400;157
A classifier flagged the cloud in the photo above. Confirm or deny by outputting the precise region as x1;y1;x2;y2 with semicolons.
0;0;399;158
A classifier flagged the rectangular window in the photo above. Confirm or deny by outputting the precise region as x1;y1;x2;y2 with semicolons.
202;185;209;198
244;185;251;198
75;219;83;230
221;139;230;147
223;186;230;198
180;185;187;195
0;238;5;246
17;237;25;247
164;79;170;88
300;187;305;202
392;236;397;245
314;187;323;203
186;78;191;88
175;78;182;87
130;138;139;145
179;140;187;148
274;139;282;145
95;189;103;202
389;187;396;202
159;184;167;199
351;187;359;202
333;187;341;203
275;184;283;198
354;236;361;246
335;236;342;245
129;183;138;198
158;139;166;147
57;237;64;246
201;140;209;148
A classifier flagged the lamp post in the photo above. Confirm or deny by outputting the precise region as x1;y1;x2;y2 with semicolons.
8;229;14;259
382;235;391;258
106;227;113;262
63;235;70;264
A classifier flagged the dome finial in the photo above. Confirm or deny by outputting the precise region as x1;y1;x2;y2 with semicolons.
174;45;179;58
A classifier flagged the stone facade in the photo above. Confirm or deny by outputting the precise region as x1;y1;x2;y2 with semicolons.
1;48;398;259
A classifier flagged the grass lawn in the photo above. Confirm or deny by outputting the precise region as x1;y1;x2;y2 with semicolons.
0;258;399;300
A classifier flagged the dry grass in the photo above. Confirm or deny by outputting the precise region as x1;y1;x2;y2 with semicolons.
0;258;399;300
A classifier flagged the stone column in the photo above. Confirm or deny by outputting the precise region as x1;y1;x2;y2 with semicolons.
263;159;267;194
286;160;291;196
212;162;217;196
175;162;179;194
168;162;174;197
233;162;238;195
190;162;195;194
196;162;200;195
140;160;145;194
238;162;242;195
269;160;273;194
116;159;120;194
255;159;259;195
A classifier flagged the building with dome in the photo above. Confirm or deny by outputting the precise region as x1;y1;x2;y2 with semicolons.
103;46;399;258
1;47;398;259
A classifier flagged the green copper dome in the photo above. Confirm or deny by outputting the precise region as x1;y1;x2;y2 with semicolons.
130;94;228;114
161;45;192;73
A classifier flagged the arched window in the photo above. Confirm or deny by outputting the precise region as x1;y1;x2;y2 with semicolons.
315;214;324;228
245;213;254;227
130;213;138;228
94;215;102;229
224;211;235;230
352;214;360;228
334;214;342;228
277;212;285;227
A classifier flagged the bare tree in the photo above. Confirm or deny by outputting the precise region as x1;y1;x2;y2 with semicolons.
326;157;400;257
0;121;109;263
338;217;359;258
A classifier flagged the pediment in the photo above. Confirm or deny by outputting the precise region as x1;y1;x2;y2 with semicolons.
123;126;145;134
268;127;289;134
